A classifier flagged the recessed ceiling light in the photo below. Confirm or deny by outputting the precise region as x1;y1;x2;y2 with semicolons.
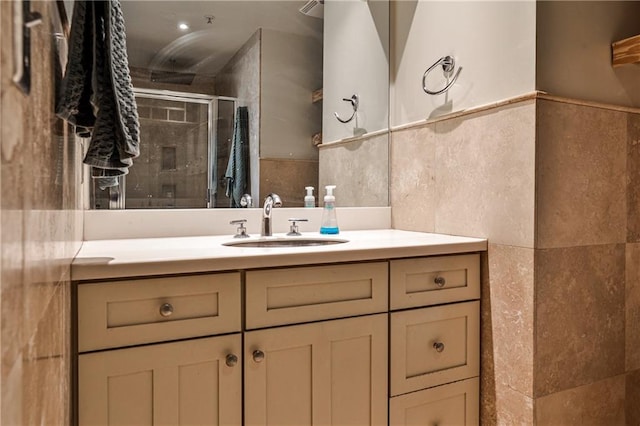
178;22;189;31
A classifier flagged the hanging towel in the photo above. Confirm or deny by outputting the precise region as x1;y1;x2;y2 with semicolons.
225;107;249;207
57;0;140;189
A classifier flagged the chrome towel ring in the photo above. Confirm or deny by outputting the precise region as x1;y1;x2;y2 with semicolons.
422;56;462;96
334;94;359;123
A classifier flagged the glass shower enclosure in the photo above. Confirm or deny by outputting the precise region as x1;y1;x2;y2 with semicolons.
91;89;237;209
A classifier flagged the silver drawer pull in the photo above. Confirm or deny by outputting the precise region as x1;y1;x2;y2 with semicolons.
225;353;238;367
433;342;445;353
434;276;446;287
253;350;265;363
159;303;174;317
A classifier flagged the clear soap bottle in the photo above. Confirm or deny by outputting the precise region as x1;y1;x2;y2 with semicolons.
304;186;315;208
320;185;339;234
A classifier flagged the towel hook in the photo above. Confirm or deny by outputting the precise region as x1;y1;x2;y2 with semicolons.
334;94;359;123
422;56;462;96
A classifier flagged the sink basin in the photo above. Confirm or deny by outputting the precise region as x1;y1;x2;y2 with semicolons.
223;237;348;248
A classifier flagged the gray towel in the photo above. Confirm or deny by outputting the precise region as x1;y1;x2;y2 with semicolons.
57;0;139;189
225;107;249;207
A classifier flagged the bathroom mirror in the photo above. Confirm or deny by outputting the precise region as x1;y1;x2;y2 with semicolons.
89;0;389;209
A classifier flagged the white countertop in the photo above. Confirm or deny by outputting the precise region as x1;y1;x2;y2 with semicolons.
72;229;487;281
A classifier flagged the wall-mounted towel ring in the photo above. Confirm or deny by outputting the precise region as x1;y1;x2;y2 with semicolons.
422;56;462;96
334;94;359;123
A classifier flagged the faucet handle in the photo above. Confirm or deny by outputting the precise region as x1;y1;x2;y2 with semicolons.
230;219;250;238
240;194;253;207
287;218;308;236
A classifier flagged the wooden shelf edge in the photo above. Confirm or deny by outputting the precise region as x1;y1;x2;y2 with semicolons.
612;34;640;67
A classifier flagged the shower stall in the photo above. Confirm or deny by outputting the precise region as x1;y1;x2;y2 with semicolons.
91;89;238;209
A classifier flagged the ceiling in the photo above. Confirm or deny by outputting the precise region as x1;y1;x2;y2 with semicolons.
121;1;324;77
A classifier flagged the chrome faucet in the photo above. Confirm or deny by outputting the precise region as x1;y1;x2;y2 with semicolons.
261;193;282;236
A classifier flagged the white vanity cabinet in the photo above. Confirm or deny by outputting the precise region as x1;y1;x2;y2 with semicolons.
74;248;482;426
389;254;481;426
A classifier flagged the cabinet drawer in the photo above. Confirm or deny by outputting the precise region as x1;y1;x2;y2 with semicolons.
77;273;241;352
390;301;479;395
246;262;388;329
390;377;479;425
390;254;480;310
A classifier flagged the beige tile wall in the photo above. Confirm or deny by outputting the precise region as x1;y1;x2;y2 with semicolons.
535;99;638;425
391;100;536;247
535;100;627;248
1;2;83;424
318;132;389;207
627;243;640;372
391;95;640;424
535;244;626;396
627;370;640;425
628;113;640;242
535;375;626;426
480;244;535;424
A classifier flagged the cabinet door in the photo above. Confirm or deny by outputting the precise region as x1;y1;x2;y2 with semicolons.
244;314;388;425
79;334;242;426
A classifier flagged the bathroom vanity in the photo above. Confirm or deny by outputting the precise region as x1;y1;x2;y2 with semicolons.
72;229;486;425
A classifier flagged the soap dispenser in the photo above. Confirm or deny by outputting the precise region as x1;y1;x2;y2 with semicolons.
320;185;339;234
304;186;315;208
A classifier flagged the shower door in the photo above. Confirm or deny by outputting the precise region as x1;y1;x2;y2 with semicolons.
90;89;236;209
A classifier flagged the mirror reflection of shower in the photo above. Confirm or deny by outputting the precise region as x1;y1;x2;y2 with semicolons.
91;89;238;209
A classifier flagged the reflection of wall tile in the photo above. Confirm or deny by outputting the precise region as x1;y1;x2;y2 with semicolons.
151;108;167;120
390;125;436;232
627;243;640;372
137;106;151;119
318;133;389;207
536;100;627;248
536;375;625;426
185;103;202;123
260;159;318;207
535;244;626;396
168;109;185;122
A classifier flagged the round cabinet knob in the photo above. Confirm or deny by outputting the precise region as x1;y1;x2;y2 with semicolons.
433;342;445;353
159;303;174;317
225;354;238;367
434;276;446;288
252;350;265;363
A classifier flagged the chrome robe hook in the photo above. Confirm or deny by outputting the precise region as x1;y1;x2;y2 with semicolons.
334;94;359;123
422;56;462;96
